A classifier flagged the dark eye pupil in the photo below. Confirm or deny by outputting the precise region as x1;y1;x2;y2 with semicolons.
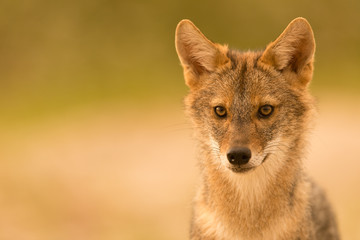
259;105;273;117
215;106;226;117
262;106;270;113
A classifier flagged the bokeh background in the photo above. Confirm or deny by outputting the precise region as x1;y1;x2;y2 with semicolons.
0;0;359;239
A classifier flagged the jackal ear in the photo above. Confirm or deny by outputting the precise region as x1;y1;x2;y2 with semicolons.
175;19;230;88
260;17;315;85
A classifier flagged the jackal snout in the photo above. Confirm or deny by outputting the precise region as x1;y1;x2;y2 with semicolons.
226;146;251;166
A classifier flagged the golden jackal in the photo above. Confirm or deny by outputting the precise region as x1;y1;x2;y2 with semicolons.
175;18;339;239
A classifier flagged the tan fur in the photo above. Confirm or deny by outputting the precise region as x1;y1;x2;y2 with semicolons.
175;18;340;240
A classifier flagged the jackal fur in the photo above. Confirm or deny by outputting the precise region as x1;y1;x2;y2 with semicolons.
175;18;340;239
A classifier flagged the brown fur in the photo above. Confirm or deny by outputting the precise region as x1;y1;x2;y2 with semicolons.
175;18;340;239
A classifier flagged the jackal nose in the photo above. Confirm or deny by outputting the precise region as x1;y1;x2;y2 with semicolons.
227;147;252;165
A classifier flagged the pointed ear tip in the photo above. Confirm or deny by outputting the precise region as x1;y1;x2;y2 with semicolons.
178;19;194;25
292;17;310;23
289;17;313;31
176;19;195;33
175;19;197;50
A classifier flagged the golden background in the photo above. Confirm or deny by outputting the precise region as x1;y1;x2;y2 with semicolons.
0;0;359;239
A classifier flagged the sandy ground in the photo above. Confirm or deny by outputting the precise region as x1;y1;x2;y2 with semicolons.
0;96;359;240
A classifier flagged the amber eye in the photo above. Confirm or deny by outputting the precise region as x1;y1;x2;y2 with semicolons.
258;105;274;118
214;106;227;117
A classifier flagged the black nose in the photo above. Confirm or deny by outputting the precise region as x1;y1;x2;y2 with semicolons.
227;147;252;165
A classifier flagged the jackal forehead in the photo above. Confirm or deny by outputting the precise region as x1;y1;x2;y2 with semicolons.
209;51;284;105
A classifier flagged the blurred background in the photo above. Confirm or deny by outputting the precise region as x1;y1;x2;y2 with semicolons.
0;0;359;239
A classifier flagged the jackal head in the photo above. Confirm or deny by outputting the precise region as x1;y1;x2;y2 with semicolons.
175;18;316;174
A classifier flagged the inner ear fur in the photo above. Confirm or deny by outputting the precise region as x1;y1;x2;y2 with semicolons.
259;17;315;85
175;19;230;88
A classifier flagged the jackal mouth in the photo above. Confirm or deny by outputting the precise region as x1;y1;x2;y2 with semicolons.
229;166;255;173
228;154;269;173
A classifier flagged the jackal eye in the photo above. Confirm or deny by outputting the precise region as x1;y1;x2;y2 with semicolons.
214;106;227;118
258;105;274;118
